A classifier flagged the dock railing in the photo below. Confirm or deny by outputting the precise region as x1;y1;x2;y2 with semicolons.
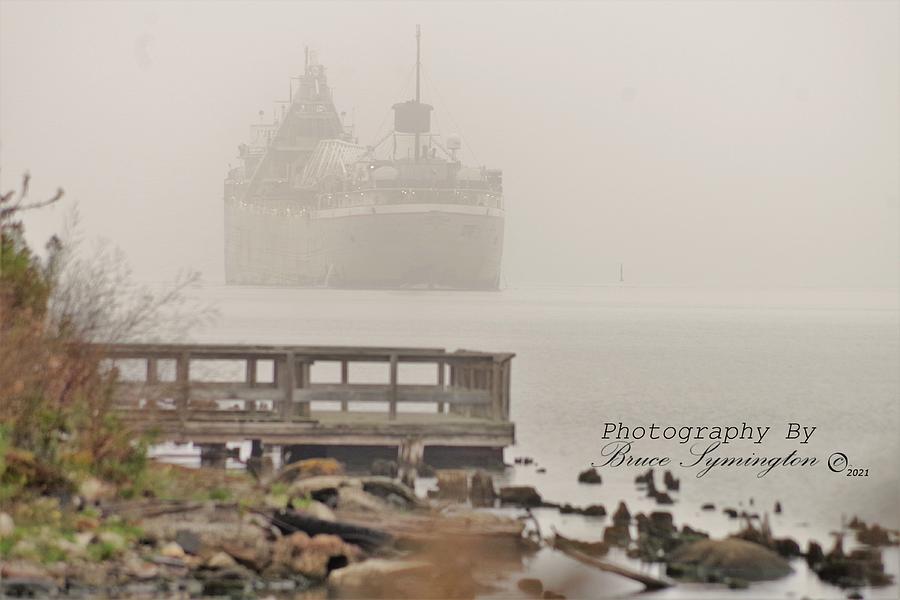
100;344;514;425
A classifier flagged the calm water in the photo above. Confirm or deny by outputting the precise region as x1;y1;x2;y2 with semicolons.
183;284;899;599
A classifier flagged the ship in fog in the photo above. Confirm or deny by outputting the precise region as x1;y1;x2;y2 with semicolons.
224;28;505;289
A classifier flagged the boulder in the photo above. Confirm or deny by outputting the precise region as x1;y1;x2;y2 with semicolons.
498;486;542;507
327;559;432;597
577;468;602;484
667;538;792;582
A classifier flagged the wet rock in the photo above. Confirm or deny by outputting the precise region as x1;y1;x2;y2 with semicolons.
436;470;469;502
370;459;398;478
498;486;542;507
667;538;793;582
774;501;782;514
723;508;738;519
815;545;894;588
856;523;894;547
774;537;802;558
543;591;566;599
517;577;543;597
634;469;653;485
469;471;496;507
612;501;631;527
577;468;602;484
848;516;866;530
653;491;674;505
807;540;825;567
663;470;680;491
701;503;715;511
582;504;607;517
847;592;863;600
603;524;630;547
536;467;547;474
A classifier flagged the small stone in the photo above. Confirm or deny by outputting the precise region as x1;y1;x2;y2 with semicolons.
175;529;202;555
160;541;185;559
125;558;159;580
0;512;14;537
701;503;715;511
207;551;238;569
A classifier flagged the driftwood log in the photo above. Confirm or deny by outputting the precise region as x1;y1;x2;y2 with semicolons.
551;532;673;590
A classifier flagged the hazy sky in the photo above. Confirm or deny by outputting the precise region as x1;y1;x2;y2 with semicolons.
2;1;897;287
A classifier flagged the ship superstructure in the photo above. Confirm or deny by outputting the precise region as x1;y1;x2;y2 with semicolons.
224;29;504;289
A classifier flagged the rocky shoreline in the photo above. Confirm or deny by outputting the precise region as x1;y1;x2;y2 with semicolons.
1;459;897;599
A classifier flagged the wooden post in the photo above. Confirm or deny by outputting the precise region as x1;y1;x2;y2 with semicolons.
245;358;257;387
146;357;158;384
279;352;295;421
340;360;349;412
296;359;311;419
436;360;445;414
503;359;512;420
398;436;424;488
389;354;398;420
491;360;503;421
175;351;190;424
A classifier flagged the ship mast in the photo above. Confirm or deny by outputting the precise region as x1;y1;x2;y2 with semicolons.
414;25;421;162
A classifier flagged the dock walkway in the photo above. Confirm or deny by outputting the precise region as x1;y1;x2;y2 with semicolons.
102;344;515;467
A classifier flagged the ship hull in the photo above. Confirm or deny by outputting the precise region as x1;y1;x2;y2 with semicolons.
225;200;504;289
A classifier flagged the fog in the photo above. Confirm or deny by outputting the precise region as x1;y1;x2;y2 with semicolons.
1;1;897;288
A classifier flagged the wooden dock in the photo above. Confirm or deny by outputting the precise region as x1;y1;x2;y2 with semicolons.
102;343;515;468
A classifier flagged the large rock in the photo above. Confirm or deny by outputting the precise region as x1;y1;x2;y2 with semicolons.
498;486;543;507
271;531;361;580
327;559;432;597
667;538;793;582
577;468;602;484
